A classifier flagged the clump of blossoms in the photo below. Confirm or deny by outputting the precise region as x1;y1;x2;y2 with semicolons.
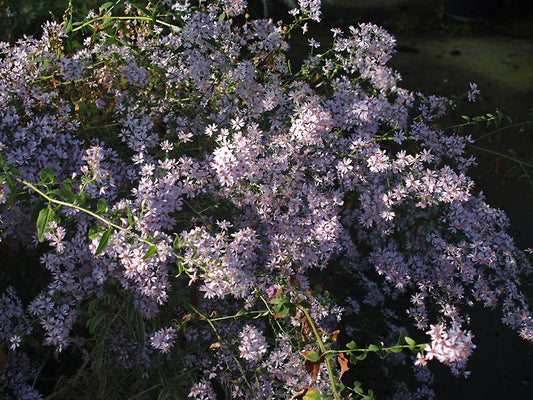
0;0;532;399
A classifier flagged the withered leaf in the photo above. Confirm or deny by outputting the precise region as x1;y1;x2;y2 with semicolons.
337;353;350;381
302;350;320;362
301;316;311;342
304;357;323;382
290;387;321;400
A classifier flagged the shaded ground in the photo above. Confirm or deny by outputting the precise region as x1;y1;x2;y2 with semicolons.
316;1;533;399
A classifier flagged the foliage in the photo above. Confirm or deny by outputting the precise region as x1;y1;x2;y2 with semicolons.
0;1;532;399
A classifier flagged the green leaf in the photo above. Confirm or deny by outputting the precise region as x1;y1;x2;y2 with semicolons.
31;200;47;224
88;225;106;240
158;367;168;386
92;317;111;375
94;227;113;256
158;385;171;400
346;341;358;350
396;332;405;346
353;381;363;395
389;346;403;353
288;305;297;317
127;206;134;227
254;310;270;318
39;167;55;184
274;305;289;317
63;18;72;34
304;390;323;400
4;173;14;191
136;312;145;347
100;17;117;31
77;192;88;207
36;206;55;242
298;300;312;309
404;336;416;346
143;245;157;260
270;294;287;305
88;311;106;335
62;178;72;191
8;166;22;177
173;235;180;249
99;1;114;12
176;261;185;276
97;198;108;214
302;350;321;362
367;344;381;352
48;188;77;203
129;3;151;16
92;344;104;374
126;296;135;323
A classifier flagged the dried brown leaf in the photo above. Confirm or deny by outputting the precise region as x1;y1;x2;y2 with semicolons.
301;316;311;342
337;353;350;381
304;358;322;382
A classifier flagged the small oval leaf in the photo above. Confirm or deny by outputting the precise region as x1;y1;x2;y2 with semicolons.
94;227;113;256
48;188;77;203
36;206;55;242
97;199;108;214
302;350;320;362
142;245;157;260
39;167;55;184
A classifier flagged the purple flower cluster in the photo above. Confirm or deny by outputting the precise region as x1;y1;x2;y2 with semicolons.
417;324;475;376
0;1;531;398
150;327;177;353
238;324;268;362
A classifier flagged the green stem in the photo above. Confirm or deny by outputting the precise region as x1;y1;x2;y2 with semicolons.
299;306;342;400
72;15;177;33
17;178;157;250
474;120;533;142
208;310;267;322
468;144;533;170
328;343;425;356
186;301;252;390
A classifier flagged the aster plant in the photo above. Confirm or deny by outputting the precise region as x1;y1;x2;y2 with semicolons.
0;1;531;399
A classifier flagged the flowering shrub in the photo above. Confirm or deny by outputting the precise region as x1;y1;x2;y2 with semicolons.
0;1;532;399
